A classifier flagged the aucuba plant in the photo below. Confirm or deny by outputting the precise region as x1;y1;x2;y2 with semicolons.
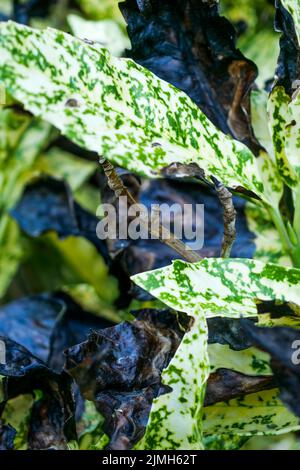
0;0;300;451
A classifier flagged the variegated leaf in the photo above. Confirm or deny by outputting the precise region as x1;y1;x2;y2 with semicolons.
0;393;34;450
206;316;300;438
135;307;209;450
132;258;300;319
0;105;97;299
208;344;272;376
268;86;300;187
0;21;282;208
203;433;249;450
255;296;300;328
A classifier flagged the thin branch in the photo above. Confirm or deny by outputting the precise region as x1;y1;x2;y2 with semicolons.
212;177;236;258
99;157;202;263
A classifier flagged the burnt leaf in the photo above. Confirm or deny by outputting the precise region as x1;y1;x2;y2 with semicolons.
0;293;113;448
243;321;300;417
120;0;259;151
267;1;300;189
96;384;168;450
0;293;113;372
0;422;17;450
65;309;187;449
275;0;300;96
0;336;77;449
11;177;110;266
204;368;275;406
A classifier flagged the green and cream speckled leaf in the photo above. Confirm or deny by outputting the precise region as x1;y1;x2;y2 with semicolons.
132;258;300;319
0;104;97;299
0;21;282;207
281;0;300;45
0;216;23;298
203;388;300;437
268;86;300;187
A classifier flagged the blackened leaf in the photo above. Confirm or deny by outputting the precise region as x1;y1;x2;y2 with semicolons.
0;422;17;450
0;336;77;449
275;0;300;96
243;321;300;417
0;21;282;207
120;0;259;151
204;368;275;406
207;317;255;350
0;293;114;372
65;309;187;449
0;336;45;378
49;293;114;371
13;0;57;25
11;177;110;266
